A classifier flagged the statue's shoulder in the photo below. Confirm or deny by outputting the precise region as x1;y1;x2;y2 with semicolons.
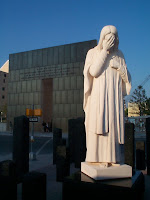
86;46;97;57
117;49;125;58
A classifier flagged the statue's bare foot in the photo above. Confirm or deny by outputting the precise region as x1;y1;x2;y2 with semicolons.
111;163;120;167
88;162;109;167
99;163;120;167
88;162;120;168
99;162;111;168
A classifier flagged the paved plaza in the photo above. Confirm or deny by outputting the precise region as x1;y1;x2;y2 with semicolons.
0;131;150;200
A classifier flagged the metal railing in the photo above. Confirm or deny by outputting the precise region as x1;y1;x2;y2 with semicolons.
125;115;150;133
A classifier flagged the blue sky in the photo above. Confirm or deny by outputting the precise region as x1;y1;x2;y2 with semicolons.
1;0;150;98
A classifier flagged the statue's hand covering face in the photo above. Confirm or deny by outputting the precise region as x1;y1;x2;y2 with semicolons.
102;33;115;51
98;25;119;52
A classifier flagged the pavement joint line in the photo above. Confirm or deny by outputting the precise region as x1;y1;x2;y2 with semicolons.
36;138;52;156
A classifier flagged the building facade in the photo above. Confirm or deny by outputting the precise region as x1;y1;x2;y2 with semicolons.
128;102;140;117
8;40;97;132
0;66;8;121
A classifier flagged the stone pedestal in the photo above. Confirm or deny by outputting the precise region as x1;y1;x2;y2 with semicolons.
81;162;132;180
63;171;145;200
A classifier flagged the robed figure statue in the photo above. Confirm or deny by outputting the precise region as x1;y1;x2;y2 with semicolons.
83;25;131;166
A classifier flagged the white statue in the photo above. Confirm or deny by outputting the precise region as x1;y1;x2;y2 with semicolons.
83;25;132;167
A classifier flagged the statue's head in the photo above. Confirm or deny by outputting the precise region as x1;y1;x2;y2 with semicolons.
98;25;119;51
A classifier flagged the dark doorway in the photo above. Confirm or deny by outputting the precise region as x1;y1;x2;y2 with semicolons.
42;79;53;131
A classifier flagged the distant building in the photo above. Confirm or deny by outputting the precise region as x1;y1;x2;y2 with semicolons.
0;60;9;73
128;102;140;117
8;40;97;132
0;60;9;120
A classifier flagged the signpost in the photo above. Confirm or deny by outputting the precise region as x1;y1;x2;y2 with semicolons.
26;106;42;161
29;117;38;122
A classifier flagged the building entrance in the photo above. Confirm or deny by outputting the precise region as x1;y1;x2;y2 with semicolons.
42;79;53;131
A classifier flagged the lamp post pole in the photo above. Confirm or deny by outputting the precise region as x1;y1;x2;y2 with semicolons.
0;111;2;122
29;104;36;160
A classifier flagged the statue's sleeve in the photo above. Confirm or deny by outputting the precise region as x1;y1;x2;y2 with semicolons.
89;49;108;78
117;50;132;96
83;49;94;111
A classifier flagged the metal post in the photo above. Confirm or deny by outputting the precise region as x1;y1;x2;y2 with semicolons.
134;140;136;170
29;104;36;160
0;111;2;122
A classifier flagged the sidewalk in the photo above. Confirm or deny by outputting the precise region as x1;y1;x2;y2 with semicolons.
0;130;68;171
36;163;79;200
17;162;79;200
28;157;150;200
28;144;150;200
0;131;150;199
18;151;79;200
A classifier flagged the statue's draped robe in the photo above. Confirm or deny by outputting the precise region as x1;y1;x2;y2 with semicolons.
83;47;131;163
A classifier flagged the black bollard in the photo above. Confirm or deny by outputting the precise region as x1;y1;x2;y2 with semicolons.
53;128;62;164
124;123;135;171
56;139;70;182
13;115;29;182
68;117;86;168
136;149;146;170
0;160;16;177
68;119;76;163
22;171;47;200
0;175;17;200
